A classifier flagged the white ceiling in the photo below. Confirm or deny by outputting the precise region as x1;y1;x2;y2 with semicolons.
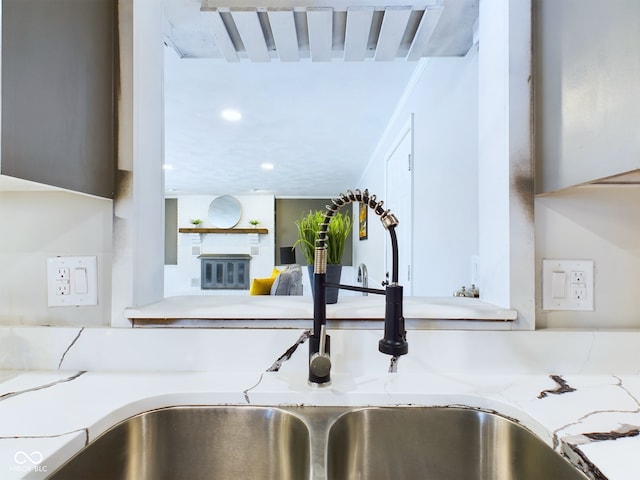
163;0;478;197
164;49;419;196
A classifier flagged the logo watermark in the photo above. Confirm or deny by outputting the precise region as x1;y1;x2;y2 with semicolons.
10;451;47;474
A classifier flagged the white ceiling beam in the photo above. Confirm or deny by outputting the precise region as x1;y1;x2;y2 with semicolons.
307;7;333;62
374;6;412;61
268;9;299;62
344;6;374;62
203;10;240;62
406;5;444;61
202;1;440;11
231;9;271;62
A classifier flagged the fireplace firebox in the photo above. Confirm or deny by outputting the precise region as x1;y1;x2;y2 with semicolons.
199;254;251;290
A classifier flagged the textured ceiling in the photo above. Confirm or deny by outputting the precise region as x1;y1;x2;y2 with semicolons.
164;48;419;196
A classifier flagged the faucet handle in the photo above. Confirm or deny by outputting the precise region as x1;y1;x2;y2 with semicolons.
310;325;331;379
310;351;331;378
318;324;328;355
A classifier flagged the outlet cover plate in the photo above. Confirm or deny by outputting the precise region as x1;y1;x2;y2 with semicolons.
47;256;98;307
542;259;594;311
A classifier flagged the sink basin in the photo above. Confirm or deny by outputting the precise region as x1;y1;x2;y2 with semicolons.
48;405;588;480
326;407;588;480
48;406;310;480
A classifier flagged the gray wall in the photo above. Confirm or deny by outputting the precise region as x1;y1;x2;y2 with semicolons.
1;0;115;198
164;198;178;265
534;0;640;193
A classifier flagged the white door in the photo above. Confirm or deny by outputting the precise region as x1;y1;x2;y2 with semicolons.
385;122;413;295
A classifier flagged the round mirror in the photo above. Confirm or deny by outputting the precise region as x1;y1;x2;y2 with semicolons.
208;195;242;228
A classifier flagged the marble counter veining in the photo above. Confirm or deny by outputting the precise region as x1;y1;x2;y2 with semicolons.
1;326;639;479
0;370;639;479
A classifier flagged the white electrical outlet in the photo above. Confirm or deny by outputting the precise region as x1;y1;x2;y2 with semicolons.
571;271;585;284
56;280;70;296
542;259;594;311
56;268;70;280
47;256;98;307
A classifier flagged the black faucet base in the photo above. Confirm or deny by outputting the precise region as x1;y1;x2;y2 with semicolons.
379;284;408;356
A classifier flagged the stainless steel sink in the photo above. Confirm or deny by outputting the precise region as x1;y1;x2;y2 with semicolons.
48;405;589;480
326;407;589;480
47;406;310;480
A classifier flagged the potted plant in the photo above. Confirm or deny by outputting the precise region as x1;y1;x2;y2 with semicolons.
190;218;203;227
295;210;352;303
249;219;260;228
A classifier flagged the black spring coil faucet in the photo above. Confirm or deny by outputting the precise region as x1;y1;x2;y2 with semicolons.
309;189;408;386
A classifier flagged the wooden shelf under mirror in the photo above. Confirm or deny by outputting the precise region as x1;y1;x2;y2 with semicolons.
179;227;269;234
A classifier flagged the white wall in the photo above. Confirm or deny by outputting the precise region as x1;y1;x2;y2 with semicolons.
535;186;640;328
413;51;479;296
356;48;479;296
164;194;276;296
0;191;112;326
477;0;535;329
111;0;165;327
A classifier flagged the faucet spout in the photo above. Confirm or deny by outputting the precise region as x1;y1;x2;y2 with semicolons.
308;189;408;386
357;263;368;295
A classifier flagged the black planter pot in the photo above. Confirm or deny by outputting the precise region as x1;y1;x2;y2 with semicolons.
307;264;342;304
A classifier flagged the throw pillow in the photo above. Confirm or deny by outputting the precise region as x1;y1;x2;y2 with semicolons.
271;265;302;295
250;269;281;295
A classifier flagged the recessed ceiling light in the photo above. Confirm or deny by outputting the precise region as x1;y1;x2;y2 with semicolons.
162;164;174;171
221;109;242;122
261;162;274;170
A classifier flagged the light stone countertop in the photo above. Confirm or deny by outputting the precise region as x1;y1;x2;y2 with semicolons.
125;295;518;328
0;327;639;479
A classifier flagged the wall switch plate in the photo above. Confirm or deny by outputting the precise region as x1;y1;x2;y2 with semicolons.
542;259;594;311
47;256;98;307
